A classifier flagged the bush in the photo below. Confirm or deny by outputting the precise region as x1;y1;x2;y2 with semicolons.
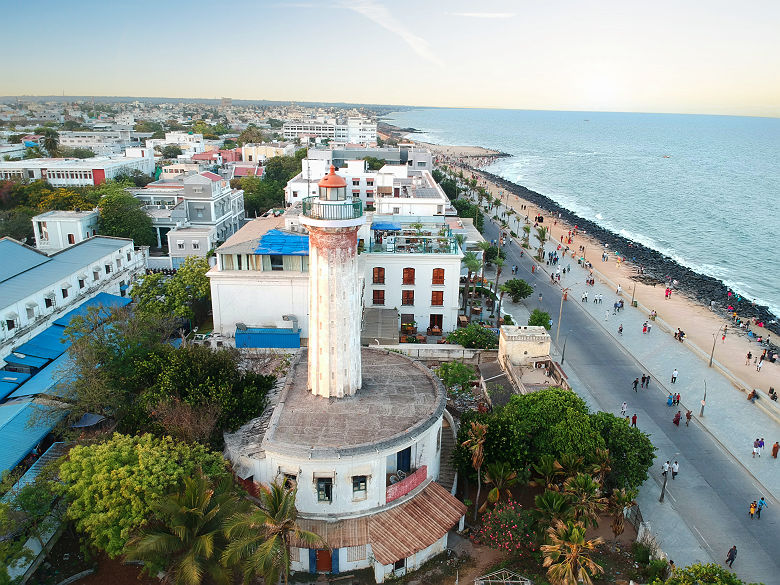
646;558;669;582
528;309;552;330
633;542;651;564
471;501;537;555
446;323;498;349
435;361;477;397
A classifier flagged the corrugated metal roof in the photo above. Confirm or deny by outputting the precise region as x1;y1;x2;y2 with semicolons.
0;398;63;473
8;353;74;399
0;238;49;284
0;381;19;401
235;328;300;349
13;324;71;360
52;292;131;327
291;481;465;565
0;237;132;309
3;353;50;369
252;229;309;256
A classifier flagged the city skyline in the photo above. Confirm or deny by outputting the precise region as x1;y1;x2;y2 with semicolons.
3;0;780;117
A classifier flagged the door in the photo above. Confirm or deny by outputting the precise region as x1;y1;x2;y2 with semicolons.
429;314;443;329
316;549;332;573
397;446;411;473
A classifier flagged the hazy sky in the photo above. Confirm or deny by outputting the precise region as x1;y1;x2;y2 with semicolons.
4;0;780;116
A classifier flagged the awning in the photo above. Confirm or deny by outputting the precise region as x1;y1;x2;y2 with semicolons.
5;312;18;320
71;413;106;428
371;222;402;231
25;301;38;309
61;282;72;289
292;481;465;565
44;291;56;299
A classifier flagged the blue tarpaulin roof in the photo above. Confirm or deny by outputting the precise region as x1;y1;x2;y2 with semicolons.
3;353;50;369
235;327;301;349
252;229;309;256
0;399;64;473
13;325;71;360
0;381;19;401
0;371;31;386
52;292;131;327
8;353;74;399
371;222;402;231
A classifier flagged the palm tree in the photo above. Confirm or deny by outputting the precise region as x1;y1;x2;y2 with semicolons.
480;462;518;512
563;473;607;529
589;448;612;490
40;128;59;157
530;454;559;491
492;257;504;317
541;520;604;585
534;489;574;531
470;256;483;318
522;224;531;248
462;251;480;313
497;283;510;327
461;421;488;522
223;479;323;585
125;471;247;585
536;226;548;261
554;453;585;483
477;241;492;283
608;488;638;541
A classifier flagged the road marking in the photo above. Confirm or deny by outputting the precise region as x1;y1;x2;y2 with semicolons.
692;524;710;548
665;487;676;503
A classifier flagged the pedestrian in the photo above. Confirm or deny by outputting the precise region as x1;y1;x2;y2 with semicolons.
647;322;652;333
618;324;623;335
685;410;692;426
671;368;678;384
633;378;639;392
675;392;681;406
673;411;681;426
644;375;650;389
757;358;763;372
621;401;627;416
662;460;670;476
642;322;648;334
749;501;756;518
631;413;637;427
726;545;737;568
759;437;764;456
756;497;767;519
672;461;679;479
746;351;752;365
617;284;622;295
667;393;674;407
773;441;779;458
752;439;760;458
641;374;647;387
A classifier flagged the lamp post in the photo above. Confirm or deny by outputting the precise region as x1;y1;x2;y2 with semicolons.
561;333;570;364
631;282;636;306
709;325;725;367
556;287;571;347
659;469;668;502
700;381;707;417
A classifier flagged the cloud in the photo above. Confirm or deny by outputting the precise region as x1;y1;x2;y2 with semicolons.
449;12;516;19
343;0;444;67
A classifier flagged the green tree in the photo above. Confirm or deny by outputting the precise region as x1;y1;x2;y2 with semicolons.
435;361;477;396
98;187;156;246
222;139;237;150
114;169;154;187
263;155;301;184
223;480;323;585
162;145;183;159
126;471;248;585
237;124;265;145
134;120;164;134
536;226;548;260
589;412;655;491
503;278;534;303
240;175;284;217
481;462;520;512
529;309;552;330
58;146;96;158
608;488;637;540
363;156;385;170
41;128;59;156
562;473;607;528
0;208;36;242
446;323;499;349
651;563;758;585
462;421;488;521
162;256;212;321
58;434;227;558
533;489;574;531
541;520;604;585
462;251;480;313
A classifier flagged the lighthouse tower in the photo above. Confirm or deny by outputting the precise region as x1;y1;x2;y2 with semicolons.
299;165;365;398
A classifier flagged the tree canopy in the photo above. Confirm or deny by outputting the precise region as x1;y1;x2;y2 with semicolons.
503;278;534;303
529;309;552;330
132;256;211;321
363;156;385;171
237;124;265;145
435;361;477;396
161;144;183;159
651;563;758;585
446;323;499;349
97;185;156;247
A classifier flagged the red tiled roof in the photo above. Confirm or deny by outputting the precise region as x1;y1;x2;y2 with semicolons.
233;166;263;177
200;171;222;181
192;152;219;160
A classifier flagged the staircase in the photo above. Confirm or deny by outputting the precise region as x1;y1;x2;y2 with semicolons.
437;416;457;493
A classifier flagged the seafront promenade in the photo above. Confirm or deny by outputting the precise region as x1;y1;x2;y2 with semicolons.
471;181;779;585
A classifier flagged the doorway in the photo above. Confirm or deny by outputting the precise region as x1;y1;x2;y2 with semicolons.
316;549;332;573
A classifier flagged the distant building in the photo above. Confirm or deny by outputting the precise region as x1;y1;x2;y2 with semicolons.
285;158;377;208
282;116;377;144
0;236;145;362
146;131;205;157
31;209;99;253
0;147;155;186
307;144;432;171
192;148;242;165
241;142;296;163
58;129;152;155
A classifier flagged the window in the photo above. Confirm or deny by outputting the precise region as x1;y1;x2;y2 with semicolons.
283;474;297;489
432;268;445;285
373;267;385;284
78;279;85;289
61;288;69;299
270;255;284;271
372;290;385;305
352;475;367;500
431;291;444;306
44;297;54;308
5;319;14;331
116;258;122;268
176;240;185;250
366;179;374;187
393;207;400;214
67;233;75;245
26;306;35;319
402;290;414;305
192;240;200;250
126;252;131;261
317;478;333;503
93;270;100;281
105;264;111;274
352;178;360;186
394;558;406;571
402;267;415;285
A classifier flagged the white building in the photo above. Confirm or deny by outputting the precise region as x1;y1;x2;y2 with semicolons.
282;116;377;144
58;129;152;155
146;131;205;157
285;158;378;209
224;167;464;581
0;236;145;362
374;167;451;216
32;209;99;253
241;142;296;163
0;148;155;187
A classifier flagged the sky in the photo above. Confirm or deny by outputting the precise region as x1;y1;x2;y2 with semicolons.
3;0;780;117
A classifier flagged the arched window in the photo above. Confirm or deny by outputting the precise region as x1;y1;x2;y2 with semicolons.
432;268;445;285
373;267;385;284
402;267;415;285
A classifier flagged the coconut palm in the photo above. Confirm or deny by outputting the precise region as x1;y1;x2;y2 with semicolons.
125;471;247;585
41;128;59;157
589;448;612;490
522;224;531;248
541;520;604;585
563;473;607;529
536;226;548;260
469;256;483;318
461;421;488;521
497;283;510;327
479;462;518;512
530;454;559;491
477;240;492;279
554;453;586;483
223;479;323;585
462;251;481;313
608;488;638;540
492;257;504;315
534;489;574;531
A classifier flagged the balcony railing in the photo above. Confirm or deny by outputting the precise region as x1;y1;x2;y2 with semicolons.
386;465;427;502
366;238;458;254
301;197;363;221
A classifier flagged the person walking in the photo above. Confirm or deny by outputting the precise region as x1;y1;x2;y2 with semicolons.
641;374;647;388
752;439;760;458
749;501;757;519
756;497;767;519
672;461;679;479
642;322;648;334
773;441;779;458
758;437;764;456
618;324;623;335
685;410;692;426
633;378;639;392
644;375;650;389
631;413;637;427
726;545;737;568
662;461;670;477
675;392;681;406
671;368;678;384
746;351;752;365
605;310;609;321
647;321;652;333
673;411;681;426
621;401;627;416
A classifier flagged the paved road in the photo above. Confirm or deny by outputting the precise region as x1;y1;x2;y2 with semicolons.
479;212;779;584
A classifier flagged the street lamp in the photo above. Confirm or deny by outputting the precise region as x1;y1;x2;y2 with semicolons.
561;333;570;364
709;325;725;367
556;287;571;346
659;469;668;502
700;381;707;417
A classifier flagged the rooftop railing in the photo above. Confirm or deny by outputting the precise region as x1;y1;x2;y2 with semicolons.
301;197;363;221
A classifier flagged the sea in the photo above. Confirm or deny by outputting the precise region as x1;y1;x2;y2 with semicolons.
385;108;780;319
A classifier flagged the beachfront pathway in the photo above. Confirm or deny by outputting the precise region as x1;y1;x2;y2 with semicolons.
479;209;780;585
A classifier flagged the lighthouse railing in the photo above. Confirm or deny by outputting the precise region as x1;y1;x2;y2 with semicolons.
302;197;363;220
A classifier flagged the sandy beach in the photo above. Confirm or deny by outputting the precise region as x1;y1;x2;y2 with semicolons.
429;145;779;402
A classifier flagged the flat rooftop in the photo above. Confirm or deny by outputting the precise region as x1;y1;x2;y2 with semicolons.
33;209;98;220
263;348;445;457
